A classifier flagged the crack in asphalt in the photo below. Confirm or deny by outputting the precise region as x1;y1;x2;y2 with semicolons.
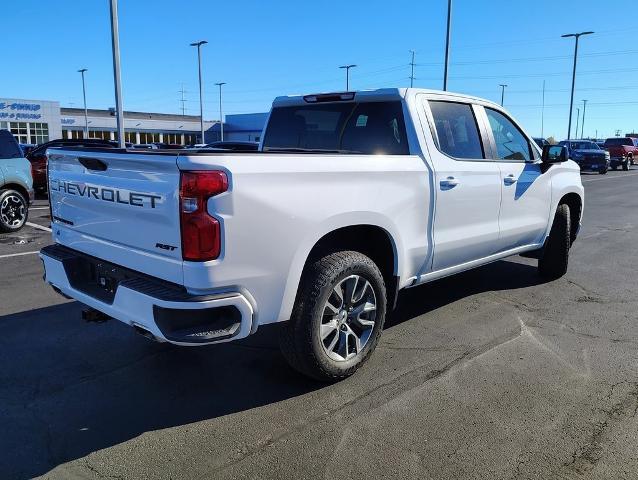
560;381;638;476
210;325;524;475
83;459;126;480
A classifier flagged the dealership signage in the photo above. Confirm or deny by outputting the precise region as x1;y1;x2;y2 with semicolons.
0;101;42;120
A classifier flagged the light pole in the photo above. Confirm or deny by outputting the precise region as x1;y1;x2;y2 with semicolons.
109;0;125;148
443;0;452;91
190;40;208;144
214;82;226;142
581;99;588;139
499;84;508;106
562;31;594;140
339;64;357;91
541;80;546;139
409;50;416;88
575;108;580;140
78;68;89;138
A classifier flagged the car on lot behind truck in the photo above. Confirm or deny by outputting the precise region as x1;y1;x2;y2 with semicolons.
558;140;610;174
603;137;638;170
40;88;584;381
0;130;33;233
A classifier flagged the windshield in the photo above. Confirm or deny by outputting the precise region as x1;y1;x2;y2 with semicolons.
570;141;599;150
262;101;409;155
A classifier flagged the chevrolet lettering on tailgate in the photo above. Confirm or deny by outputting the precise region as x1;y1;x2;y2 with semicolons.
50;179;161;208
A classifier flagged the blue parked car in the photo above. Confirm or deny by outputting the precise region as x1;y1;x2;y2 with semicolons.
558;140;609;175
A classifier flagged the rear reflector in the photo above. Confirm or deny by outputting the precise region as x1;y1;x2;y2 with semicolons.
179;171;228;261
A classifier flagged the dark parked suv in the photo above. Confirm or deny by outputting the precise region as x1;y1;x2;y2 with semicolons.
26;138;118;192
558;140;610;174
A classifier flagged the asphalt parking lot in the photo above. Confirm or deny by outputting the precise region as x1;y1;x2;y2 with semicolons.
3;169;638;480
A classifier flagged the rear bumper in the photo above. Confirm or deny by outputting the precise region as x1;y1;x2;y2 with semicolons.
40;244;254;345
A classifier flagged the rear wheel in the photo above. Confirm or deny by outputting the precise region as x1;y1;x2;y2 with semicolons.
623;158;630;171
0;189;28;233
279;251;386;382
538;204;571;280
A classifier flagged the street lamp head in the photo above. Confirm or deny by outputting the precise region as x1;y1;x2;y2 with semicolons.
215;82;227;87
339;64;357;69
562;31;594;38
78;68;87;73
190;40;208;47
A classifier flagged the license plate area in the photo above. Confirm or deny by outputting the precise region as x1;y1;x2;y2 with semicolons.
63;255;134;304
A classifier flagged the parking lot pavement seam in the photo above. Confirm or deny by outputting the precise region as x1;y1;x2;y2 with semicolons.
208;325;524;475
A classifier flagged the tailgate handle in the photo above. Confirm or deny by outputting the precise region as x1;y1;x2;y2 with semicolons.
79;157;108;171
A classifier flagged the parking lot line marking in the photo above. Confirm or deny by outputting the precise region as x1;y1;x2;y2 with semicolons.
0;251;40;259
29;207;50;210
26;222;52;232
582;172;638;183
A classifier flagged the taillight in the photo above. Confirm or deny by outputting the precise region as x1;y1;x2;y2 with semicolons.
179;170;228;261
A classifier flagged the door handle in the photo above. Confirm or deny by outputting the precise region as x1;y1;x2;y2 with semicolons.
440;176;460;189
503;174;517;185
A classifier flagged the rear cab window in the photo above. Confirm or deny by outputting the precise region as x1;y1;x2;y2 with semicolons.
262;101;409;155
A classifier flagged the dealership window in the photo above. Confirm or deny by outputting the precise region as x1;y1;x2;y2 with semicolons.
30;122;49;144
124;131;136;143
138;132;160;144
183;133;197;145
89;130;111;140
70;130;84;140
164;133;182;144
10;122;28;144
0;121;7;131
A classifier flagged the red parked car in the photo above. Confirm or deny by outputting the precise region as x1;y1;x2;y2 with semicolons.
603;137;638;170
26;139;118;192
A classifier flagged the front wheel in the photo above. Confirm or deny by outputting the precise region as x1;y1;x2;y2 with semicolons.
538;204;571;280
623;159;630;171
0;189;28;233
599;167;608;175
279;251;386;382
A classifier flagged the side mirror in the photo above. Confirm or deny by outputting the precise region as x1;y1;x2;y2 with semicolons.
542;145;568;164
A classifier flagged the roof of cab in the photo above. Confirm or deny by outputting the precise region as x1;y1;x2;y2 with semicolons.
271;87;502;109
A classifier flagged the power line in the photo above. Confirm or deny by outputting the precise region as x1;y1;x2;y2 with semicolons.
178;83;187;115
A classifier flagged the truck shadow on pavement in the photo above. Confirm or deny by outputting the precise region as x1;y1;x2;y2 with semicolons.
0;258;544;479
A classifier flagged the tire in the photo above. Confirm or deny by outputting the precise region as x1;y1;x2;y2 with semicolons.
538;204;571;280
279;251;387;382
629;156;634;167
599;167;608;175
0;189;29;233
623;159;629;171
612;165;618;171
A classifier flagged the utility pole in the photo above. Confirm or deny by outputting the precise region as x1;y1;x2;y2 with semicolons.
581;99;588;139
575;108;580;139
190;40;208;144
541;80;546;139
339;64;357;91
499;84;507;106
409;50;416;88
443;0;452;91
214;82;226;142
78;68;89;138
109;0;125;148
562;31;594;141
179;83;187;116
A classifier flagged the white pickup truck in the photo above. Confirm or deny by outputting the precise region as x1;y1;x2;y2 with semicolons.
41;88;583;381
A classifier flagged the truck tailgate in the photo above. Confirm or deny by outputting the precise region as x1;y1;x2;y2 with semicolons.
47;149;184;284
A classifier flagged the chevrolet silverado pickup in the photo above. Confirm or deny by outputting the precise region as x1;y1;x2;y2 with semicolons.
40;88;584;381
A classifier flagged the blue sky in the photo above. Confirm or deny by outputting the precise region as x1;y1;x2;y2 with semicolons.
4;0;637;139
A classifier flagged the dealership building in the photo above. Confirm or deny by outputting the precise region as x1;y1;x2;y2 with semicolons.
0;97;267;146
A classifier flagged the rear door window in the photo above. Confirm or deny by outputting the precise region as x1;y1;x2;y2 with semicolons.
262;101;409;155
428;101;484;159
0;130;23;159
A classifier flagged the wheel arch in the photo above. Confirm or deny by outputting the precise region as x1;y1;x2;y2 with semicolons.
558;192;582;244
277;222;403;322
1;183;30;203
